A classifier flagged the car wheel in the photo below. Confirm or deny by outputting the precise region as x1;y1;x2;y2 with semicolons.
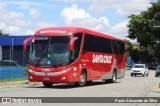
143;72;146;77
146;73;149;76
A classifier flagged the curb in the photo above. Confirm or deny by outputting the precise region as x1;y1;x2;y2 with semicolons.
0;80;41;88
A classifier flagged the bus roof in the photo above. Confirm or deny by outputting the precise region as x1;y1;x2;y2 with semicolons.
34;27;124;42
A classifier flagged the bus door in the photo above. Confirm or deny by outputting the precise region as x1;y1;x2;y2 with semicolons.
112;40;119;69
82;35;103;80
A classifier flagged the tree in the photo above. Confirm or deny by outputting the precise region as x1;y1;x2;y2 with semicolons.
0;30;9;36
127;0;160;63
131;49;140;63
125;40;133;55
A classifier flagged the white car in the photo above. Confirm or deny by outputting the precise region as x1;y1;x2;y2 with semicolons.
131;64;149;77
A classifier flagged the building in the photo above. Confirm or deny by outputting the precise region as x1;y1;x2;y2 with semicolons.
0;36;32;66
132;42;140;50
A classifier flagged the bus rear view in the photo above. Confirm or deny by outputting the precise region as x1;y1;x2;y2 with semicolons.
23;27;126;87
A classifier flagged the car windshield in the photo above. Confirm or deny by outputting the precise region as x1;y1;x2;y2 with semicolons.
29;36;70;67
133;65;144;68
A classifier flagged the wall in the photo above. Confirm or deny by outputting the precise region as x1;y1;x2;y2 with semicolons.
0;67;27;80
2;46;29;66
0;46;2;61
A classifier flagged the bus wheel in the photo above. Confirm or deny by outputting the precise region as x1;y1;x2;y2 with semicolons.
109;70;116;83
75;72;87;87
43;82;53;88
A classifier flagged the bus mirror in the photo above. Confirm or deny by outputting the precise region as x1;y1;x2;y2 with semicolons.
23;37;33;51
69;37;78;51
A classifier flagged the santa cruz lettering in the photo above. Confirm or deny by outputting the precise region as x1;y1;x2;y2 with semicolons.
92;54;112;63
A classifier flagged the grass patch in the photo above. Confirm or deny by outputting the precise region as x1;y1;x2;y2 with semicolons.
0;77;28;83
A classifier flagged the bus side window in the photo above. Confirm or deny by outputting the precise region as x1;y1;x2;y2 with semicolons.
71;33;82;61
96;37;112;54
113;40;125;55
83;34;113;54
117;41;125;55
112;40;118;54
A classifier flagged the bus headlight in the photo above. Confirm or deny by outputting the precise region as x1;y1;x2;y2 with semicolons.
28;69;33;73
29;76;33;79
60;67;73;74
61;77;66;80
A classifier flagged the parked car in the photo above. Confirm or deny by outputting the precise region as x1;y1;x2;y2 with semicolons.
155;65;160;77
131;64;149;77
148;64;157;70
0;60;20;67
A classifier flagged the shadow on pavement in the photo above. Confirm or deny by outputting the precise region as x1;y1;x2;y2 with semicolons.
131;75;149;77
26;81;121;89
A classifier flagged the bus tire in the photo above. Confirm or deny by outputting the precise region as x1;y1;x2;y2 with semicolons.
75;71;87;87
108;70;117;83
43;82;53;88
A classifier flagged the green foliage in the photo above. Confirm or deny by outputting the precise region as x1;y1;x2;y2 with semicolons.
0;78;28;83
0;30;9;36
24;65;28;75
131;49;140;63
127;0;160;63
124;40;133;56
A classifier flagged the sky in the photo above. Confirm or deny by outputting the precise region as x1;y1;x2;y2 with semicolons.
0;0;156;40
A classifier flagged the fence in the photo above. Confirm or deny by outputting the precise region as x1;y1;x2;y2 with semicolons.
0;67;27;80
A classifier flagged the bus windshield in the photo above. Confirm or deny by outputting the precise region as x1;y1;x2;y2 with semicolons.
30;36;70;67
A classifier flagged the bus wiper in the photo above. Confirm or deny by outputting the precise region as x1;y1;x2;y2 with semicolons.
48;50;58;68
37;51;47;66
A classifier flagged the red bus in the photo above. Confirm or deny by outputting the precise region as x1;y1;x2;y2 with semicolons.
23;27;126;87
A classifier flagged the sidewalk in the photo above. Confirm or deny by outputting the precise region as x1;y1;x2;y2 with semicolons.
0;80;41;88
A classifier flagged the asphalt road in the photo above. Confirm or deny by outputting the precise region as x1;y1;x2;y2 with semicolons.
0;70;160;106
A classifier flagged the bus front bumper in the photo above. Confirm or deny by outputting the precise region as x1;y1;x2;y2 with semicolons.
28;68;76;83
